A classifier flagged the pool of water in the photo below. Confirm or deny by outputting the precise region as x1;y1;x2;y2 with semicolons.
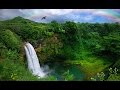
47;62;86;81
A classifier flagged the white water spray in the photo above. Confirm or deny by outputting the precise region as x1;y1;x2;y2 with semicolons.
24;42;46;78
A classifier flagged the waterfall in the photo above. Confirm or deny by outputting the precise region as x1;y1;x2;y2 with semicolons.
24;42;46;78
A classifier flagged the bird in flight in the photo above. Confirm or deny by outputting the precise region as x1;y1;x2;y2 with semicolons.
41;16;47;20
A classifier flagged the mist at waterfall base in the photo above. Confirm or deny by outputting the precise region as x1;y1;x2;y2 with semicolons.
24;42;85;80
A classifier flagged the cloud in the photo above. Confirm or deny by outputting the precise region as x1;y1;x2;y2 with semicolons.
0;9;25;20
0;9;120;23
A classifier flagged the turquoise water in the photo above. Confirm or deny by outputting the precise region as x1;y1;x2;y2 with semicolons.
48;62;85;81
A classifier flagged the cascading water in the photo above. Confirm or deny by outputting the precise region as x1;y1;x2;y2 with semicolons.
24;42;46;78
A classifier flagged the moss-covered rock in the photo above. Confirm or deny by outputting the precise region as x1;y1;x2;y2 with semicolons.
36;34;63;63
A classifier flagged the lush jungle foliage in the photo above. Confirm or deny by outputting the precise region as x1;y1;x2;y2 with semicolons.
0;16;120;81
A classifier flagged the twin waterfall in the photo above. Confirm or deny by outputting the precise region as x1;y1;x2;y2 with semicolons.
24;42;46;78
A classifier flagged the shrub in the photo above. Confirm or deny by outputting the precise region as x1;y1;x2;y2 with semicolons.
0;29;21;51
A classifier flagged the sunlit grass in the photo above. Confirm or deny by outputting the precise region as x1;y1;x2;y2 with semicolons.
65;56;111;80
80;57;111;80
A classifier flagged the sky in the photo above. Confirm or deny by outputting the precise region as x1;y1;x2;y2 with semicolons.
0;9;120;23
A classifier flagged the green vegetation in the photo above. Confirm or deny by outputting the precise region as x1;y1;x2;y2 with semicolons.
62;70;74;81
91;67;120;81
0;29;21;51
65;56;111;80
0;16;120;81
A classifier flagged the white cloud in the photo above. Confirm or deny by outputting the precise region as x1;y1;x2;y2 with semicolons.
0;9;120;23
0;9;24;19
84;15;94;21
18;9;105;22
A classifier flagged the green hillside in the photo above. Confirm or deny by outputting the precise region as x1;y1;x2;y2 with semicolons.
0;17;120;81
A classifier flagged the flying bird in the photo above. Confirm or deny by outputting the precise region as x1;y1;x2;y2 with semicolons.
41;16;47;20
